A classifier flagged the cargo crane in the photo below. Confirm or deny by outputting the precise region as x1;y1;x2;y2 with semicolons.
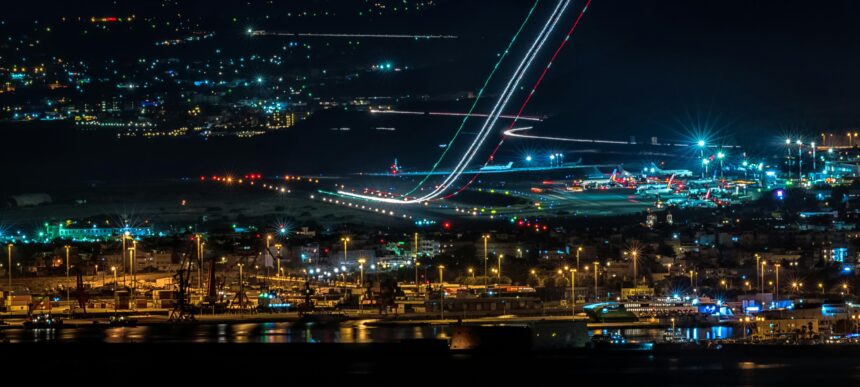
168;249;196;323
75;267;87;314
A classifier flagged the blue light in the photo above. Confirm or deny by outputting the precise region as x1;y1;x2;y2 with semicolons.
525;155;532;162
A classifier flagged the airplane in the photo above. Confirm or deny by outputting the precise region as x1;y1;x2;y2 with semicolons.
479;161;514;171
580;169;620;188
644;162;694;178
390;159;401;175
636;174;682;196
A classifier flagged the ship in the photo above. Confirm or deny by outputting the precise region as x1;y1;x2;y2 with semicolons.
23;314;63;329
582;302;639;323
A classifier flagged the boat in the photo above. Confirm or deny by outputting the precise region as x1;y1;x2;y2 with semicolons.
108;315;138;327
23;314;63;329
292;310;348;328
587;332;653;351
582;302;638;323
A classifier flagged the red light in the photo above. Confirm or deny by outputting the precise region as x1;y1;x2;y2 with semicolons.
200;176;206;181
443;222;451;229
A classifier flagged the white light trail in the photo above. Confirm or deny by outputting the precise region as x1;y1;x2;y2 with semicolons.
338;0;572;203
504;127;743;148
250;31;458;39
369;109;544;122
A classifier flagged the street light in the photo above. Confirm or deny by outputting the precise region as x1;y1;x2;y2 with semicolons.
7;243;13;289
468;267;474;279
630;250;638;285
593;261;599;300
576;246;583;270
341;237;350;263
482;234;490;283
65;245;71;312
570;269;577;317
438;265;446;320
717;151;725;178
275;243;283;278
497;254;503;283
414;261;420;286
775;263;781;301
796;140;803;178
358;258;366;287
111;266;118;312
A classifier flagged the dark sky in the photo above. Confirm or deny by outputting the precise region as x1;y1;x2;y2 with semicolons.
5;0;860;187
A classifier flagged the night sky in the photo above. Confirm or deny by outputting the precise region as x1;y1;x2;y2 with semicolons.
4;0;860;188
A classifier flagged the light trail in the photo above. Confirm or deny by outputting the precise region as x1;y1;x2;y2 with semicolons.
338;0;572;203
413;0;572;201
250;31;458;39
505;126;629;144
402;0;541;195
503;127;743;148
445;0;594;199
369;109;544;122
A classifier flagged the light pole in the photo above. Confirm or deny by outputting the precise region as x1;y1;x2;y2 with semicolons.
811;141;816;172
196;234;203;287
275;243;283;278
265;234;272;279
468;268;474;279
819;282;824;295
482;234;490;284
796;140;803;178
497;254;503;284
129;242;137;307
197;241;203;292
689;269;694;289
341;237;350;264
414;261;420;286
697;140;706;178
755;254;760;296
717;151;725;179
593;261;599;301
110;265;117;312
775;263;781;301
358;258;365;287
6;243;11;289
631;250;638;285
571;269;577;317
65;245;71;277
438;265;445;320
576;246;582;270
785;138;792;180
414;232;419;261
65;245;71;312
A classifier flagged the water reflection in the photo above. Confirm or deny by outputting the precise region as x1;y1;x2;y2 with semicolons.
4;323;737;344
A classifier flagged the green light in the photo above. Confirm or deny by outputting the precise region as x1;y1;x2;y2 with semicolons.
403;0;540;196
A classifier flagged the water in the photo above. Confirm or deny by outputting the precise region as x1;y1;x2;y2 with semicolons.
2;321;735;344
